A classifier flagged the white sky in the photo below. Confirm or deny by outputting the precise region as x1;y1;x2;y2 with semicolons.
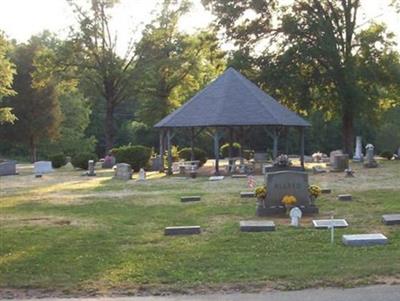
0;0;399;54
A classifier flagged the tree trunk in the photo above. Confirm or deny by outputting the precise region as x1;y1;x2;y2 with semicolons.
342;110;354;156
30;135;37;163
105;101;115;154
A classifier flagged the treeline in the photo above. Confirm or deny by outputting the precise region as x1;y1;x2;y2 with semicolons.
0;0;399;162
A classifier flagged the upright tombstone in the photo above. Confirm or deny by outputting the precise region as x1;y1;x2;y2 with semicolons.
353;136;363;162
87;160;96;176
102;155;116;169
331;154;349;172
256;170;318;216
114;163;132;180
34;161;53;175
0;160;17;176
364;144;378;168
151;155;162;171
329;150;343;165
138;168;146;181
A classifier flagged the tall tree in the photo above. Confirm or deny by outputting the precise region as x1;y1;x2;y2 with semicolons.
203;0;400;154
1;36;62;162
0;33;16;124
67;0;137;153
134;0;226;126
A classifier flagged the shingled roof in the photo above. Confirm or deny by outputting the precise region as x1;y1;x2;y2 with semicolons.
154;67;310;128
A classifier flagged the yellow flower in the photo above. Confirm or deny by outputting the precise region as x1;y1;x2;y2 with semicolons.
282;195;297;206
308;185;321;198
255;186;267;199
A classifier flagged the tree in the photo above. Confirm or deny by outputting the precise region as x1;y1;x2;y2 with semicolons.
0;33;16;124
203;0;400;154
1;36;62;162
133;0;226;126
66;0;137;153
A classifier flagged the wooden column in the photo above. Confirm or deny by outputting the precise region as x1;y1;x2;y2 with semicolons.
299;127;305;170
228;127;234;173
272;128;279;159
239;127;244;166
167;128;173;175
159;130;165;173
285;127;289;154
190;127;195;161
213;129;220;175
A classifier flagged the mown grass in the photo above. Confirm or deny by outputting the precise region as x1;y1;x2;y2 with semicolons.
0;161;399;295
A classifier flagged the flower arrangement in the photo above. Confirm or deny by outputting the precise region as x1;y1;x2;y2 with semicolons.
308;185;321;198
255;185;267;199
281;195;297;206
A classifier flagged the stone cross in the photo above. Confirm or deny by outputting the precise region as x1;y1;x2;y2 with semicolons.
290;207;302;227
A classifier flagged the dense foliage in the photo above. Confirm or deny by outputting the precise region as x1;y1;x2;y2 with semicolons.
178;147;208;167
112;145;152;171
220;143;241;158
71;152;98;170
49;153;67;168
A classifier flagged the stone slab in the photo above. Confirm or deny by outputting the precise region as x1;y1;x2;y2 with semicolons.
313;219;348;229
321;188;331;194
231;174;247;178
256;206;286;216
338;194;352;201
240;191;255;198
0;160;17;176
342;234;388;246
180;196;201;202
382;214;400;225
210;175;224;181
34;161;53;174
240;220;275;232
164;226;201;236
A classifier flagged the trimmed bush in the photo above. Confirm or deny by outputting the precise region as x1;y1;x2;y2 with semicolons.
220;142;241;158
71;152;98;170
380;150;393;160
49;153;67;168
112;145;152;171
178;147;208;167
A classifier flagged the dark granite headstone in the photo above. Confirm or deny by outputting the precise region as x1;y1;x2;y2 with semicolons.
180;196;201;202
164;226;201;235
338;194;352;201
0;160;17;176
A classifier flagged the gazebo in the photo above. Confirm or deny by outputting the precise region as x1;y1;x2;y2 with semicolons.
154;67;310;175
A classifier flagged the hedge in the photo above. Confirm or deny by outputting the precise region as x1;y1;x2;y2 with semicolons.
112;145;152;171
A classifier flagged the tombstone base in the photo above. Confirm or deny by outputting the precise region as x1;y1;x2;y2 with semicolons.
256;205;286;216
299;205;319;215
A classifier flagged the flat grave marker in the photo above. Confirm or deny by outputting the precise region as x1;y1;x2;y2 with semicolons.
342;233;388;246
382;214;400;225
239;220;275;232
338;194;352;201
321;188;331;194
209;176;224;181
164;226;201;236
313;219;348;229
231;174;247;179
180;196;201;202
240;191;255;198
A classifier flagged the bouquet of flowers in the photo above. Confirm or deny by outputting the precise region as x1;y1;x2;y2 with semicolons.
281;195;297;207
308;185;321;198
255;185;267;199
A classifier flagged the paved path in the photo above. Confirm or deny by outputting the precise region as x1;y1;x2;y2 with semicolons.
4;285;400;301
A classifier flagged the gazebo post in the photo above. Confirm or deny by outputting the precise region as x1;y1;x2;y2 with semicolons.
190;127;195;161
213;129;220;175
159;129;165;173
228;127;234;173
272;127;279;159
299;127;305;169
239;127;244;166
167;128;173;175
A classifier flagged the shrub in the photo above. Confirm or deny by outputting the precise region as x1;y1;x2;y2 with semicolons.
71;152;98;170
112;145;152;171
380;150;393;160
178;147;208;167
220;143;241;158
49;153;66;168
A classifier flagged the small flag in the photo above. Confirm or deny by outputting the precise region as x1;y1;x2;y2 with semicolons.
247;175;256;188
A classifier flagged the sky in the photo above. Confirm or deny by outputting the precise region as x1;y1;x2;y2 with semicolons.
0;0;399;55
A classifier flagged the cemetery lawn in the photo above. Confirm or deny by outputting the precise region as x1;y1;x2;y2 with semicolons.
1;161;400;297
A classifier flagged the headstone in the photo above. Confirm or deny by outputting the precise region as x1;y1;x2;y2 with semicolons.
353;136;363;162
289;207;302;227
102;155;116;169
240;220;275;232
114;163;132;180
87;160;96;176
164;226;201;235
364;144;378;168
382;214;400;225
338;194;352;201
0;160;17;176
34;161;53;175
240;191;255;198
331;154;349;172
209;176;224;181
138;168;146;181
150;155;162;171
342;234;388;246
313;219;348;229
181;196;201;202
257;171;318;216
330;150;343;165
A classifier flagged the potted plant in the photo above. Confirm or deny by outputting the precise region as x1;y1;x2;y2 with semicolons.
255;185;267;207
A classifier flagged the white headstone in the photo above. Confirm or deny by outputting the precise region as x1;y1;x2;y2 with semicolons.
34;161;53;175
289;207;302;227
138;168;146;181
353;136;363;162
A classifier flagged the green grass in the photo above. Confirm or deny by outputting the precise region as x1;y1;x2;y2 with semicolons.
0;161;399;295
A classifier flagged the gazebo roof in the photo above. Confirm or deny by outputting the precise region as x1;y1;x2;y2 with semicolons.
154;67;310;128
